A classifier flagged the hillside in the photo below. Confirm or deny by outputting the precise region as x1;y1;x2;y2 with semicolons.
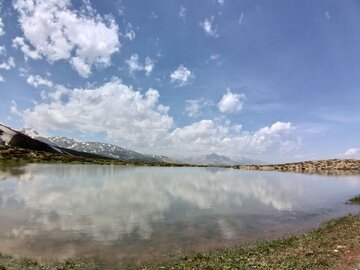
21;128;177;163
234;159;360;173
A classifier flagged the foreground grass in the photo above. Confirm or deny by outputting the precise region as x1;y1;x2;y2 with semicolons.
138;214;360;270
0;212;359;270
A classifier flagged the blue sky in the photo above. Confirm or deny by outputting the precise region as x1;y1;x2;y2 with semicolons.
0;0;359;162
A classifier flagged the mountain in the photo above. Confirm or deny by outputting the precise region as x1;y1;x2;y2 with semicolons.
187;153;265;166
0;124;113;160
21;128;177;163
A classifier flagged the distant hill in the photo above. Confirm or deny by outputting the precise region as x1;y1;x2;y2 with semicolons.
20;128;177;163
186;153;265;166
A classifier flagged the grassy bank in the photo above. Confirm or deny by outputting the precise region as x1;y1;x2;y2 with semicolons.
138;213;360;270
0;211;359;269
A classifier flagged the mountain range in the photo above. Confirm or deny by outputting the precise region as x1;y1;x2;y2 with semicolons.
20;128;175;163
185;153;265;166
1;123;264;165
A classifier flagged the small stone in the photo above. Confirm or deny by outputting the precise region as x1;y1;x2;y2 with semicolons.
305;250;315;256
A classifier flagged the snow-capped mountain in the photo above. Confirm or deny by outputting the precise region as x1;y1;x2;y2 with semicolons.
187;153;265;166
21;128;175;163
1;124;110;160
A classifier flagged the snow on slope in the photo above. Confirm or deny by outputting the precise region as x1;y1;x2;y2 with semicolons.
0;124;17;145
21;129;168;162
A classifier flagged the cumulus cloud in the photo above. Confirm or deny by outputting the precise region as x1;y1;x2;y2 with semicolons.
124;23;136;41
239;12;244;25
26;75;53;88
0;57;15;70
0;2;4;36
218;89;246;113
343;148;360;157
179;6;186;21
185;98;212;117
12;0;120;78
325;11;331;20
168;120;294;156
210;54;220;61
0;19;4;36
14;77;295;158
170;65;193;86
171;120;292;156
0;46;5;56
199;17;218;38
20;78;173;149
126;54;155;76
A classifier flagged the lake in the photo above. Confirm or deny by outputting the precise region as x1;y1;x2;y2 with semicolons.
0;163;359;266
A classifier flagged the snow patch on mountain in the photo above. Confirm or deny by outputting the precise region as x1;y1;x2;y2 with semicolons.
0;124;17;145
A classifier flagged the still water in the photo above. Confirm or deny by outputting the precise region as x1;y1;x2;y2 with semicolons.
0;163;359;265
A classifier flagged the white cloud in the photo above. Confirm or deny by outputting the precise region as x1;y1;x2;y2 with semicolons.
169;120;294;156
149;11;158;20
26;75;53;88
0;46;6;56
239;12;244;25
325;11;330;20
12;37;41;60
210;54;220;61
144;57;155;76
0;74;4;82
343;148;360;157
12;0;120;78
0;2;4;37
218;89;246;113
185;98;212;117
124;23;136;41
0;57;15;70
126;54;155;76
199;17;218;38
20;78;173;149
170;65;193;86
15;78;295;158
179;6;186;21
0;18;4;36
218;0;225;5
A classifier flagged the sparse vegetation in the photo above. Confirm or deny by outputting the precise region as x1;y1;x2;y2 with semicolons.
233;159;360;174
0;145;199;168
349;195;360;205
0;214;359;269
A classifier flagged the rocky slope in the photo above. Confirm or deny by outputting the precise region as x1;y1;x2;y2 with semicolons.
234;159;360;173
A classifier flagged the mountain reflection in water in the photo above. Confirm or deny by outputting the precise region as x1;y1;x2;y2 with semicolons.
0;163;359;265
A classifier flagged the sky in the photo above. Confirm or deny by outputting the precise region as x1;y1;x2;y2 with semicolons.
0;0;360;162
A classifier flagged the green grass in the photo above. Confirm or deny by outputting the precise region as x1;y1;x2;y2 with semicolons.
0;145;197;168
349;195;360;205
0;214;359;270
135;214;360;270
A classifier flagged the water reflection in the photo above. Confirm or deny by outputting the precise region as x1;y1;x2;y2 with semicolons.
0;163;359;265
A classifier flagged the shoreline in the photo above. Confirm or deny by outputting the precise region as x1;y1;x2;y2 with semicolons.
1;146;360;269
0;211;359;269
1;145;360;174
